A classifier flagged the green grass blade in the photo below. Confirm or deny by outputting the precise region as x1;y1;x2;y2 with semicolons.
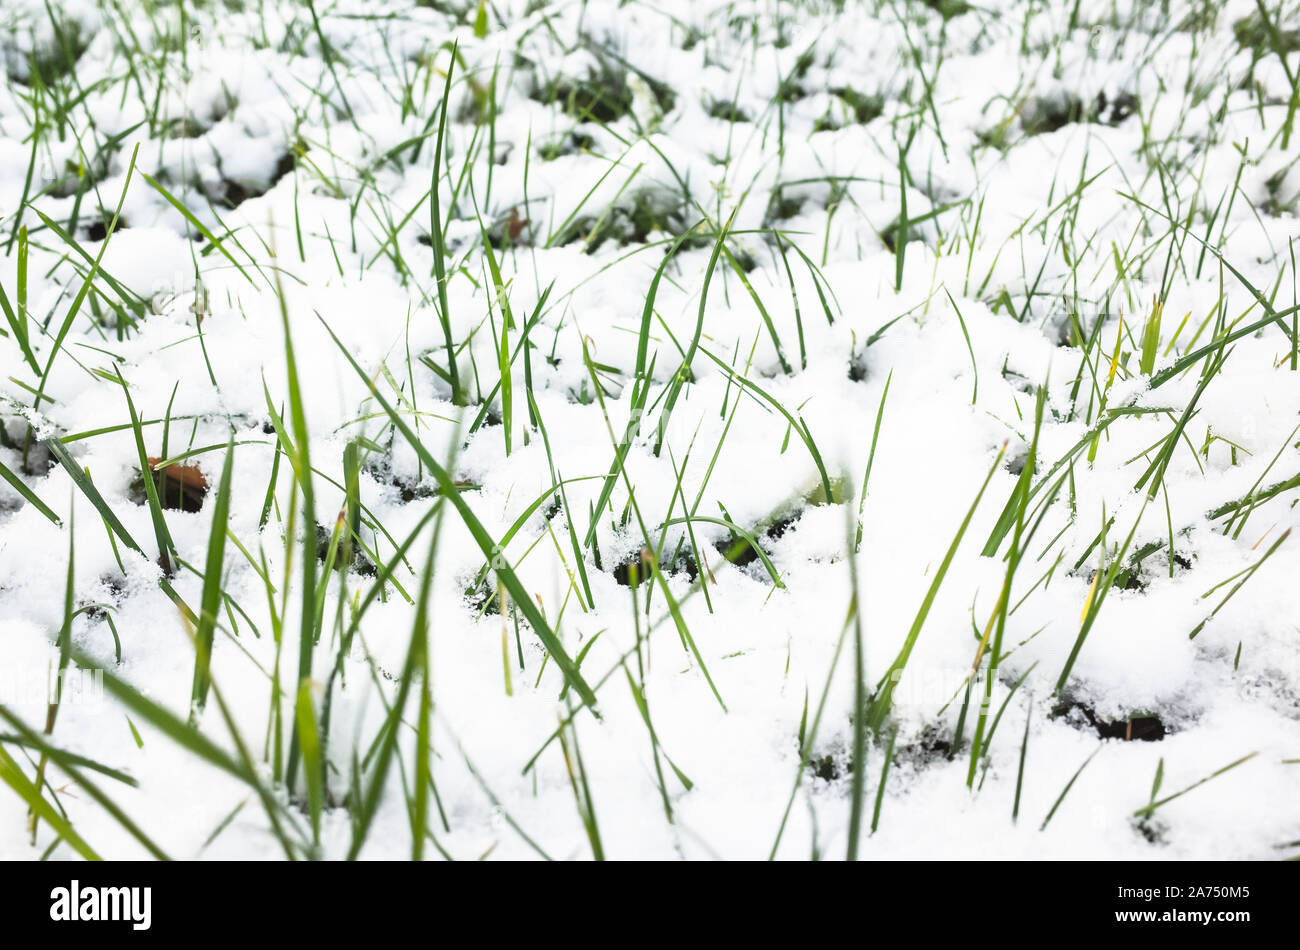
866;442;1007;734
319;315;598;708
191;442;234;718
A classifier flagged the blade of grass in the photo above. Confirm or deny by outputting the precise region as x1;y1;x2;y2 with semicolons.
190;441;234;719
319;314;597;708
866;442;1007;734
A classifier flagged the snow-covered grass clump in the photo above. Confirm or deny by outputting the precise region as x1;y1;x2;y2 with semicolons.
1;0;1299;859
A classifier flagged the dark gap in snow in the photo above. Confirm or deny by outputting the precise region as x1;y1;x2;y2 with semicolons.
776;48;815;103
161;115;209;139
612;539;706;587
613;547;654;587
813;87;884;132
85;215;127;242
764;187;806;226
1058;699;1167;742
548;194;709;255
85;207;132;241
715;510;801;570
93;573;126;607
1019;90;1139;138
314;523;377;576
810;753;841;782
1262;168;1300;217
805;724;950;785
894;725;954;768
1053;307;1107;348
848;347;873;381
363;454;438;504
1234;12;1300;54
1118;541;1194;590
1075;540;1195;593
464;575;503;616
1095;90;1140;126
922;0;974;20
537;130;596;161
0;426;49;482
47;151;114;201
1133;815;1168;844
4;437;56;479
1021;95;1090;137
706;98;750;123
537;495;563;525
805;735;855;783
880;215;930;255
836;86;884;123
531;67;635;123
5;18;91;87
210;150;296;210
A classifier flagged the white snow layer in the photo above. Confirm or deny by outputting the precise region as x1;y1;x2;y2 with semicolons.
0;0;1298;859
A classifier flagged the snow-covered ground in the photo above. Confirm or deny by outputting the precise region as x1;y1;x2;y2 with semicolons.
1;0;1298;859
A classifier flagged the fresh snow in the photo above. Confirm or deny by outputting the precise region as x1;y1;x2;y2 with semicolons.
0;0;1298;859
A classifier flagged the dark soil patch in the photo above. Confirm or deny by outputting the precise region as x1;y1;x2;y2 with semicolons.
1234;12;1300;53
715;510;801;569
1020;90;1139;138
1059;698;1167;742
314;523;377;576
706;98;750;122
210;151;295;210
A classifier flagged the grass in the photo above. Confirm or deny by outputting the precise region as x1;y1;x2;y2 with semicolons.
0;0;1295;861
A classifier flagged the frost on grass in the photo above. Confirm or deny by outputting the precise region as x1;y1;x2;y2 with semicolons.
0;0;1299;860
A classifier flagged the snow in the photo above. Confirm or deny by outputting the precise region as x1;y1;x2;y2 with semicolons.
0;0;1298;859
